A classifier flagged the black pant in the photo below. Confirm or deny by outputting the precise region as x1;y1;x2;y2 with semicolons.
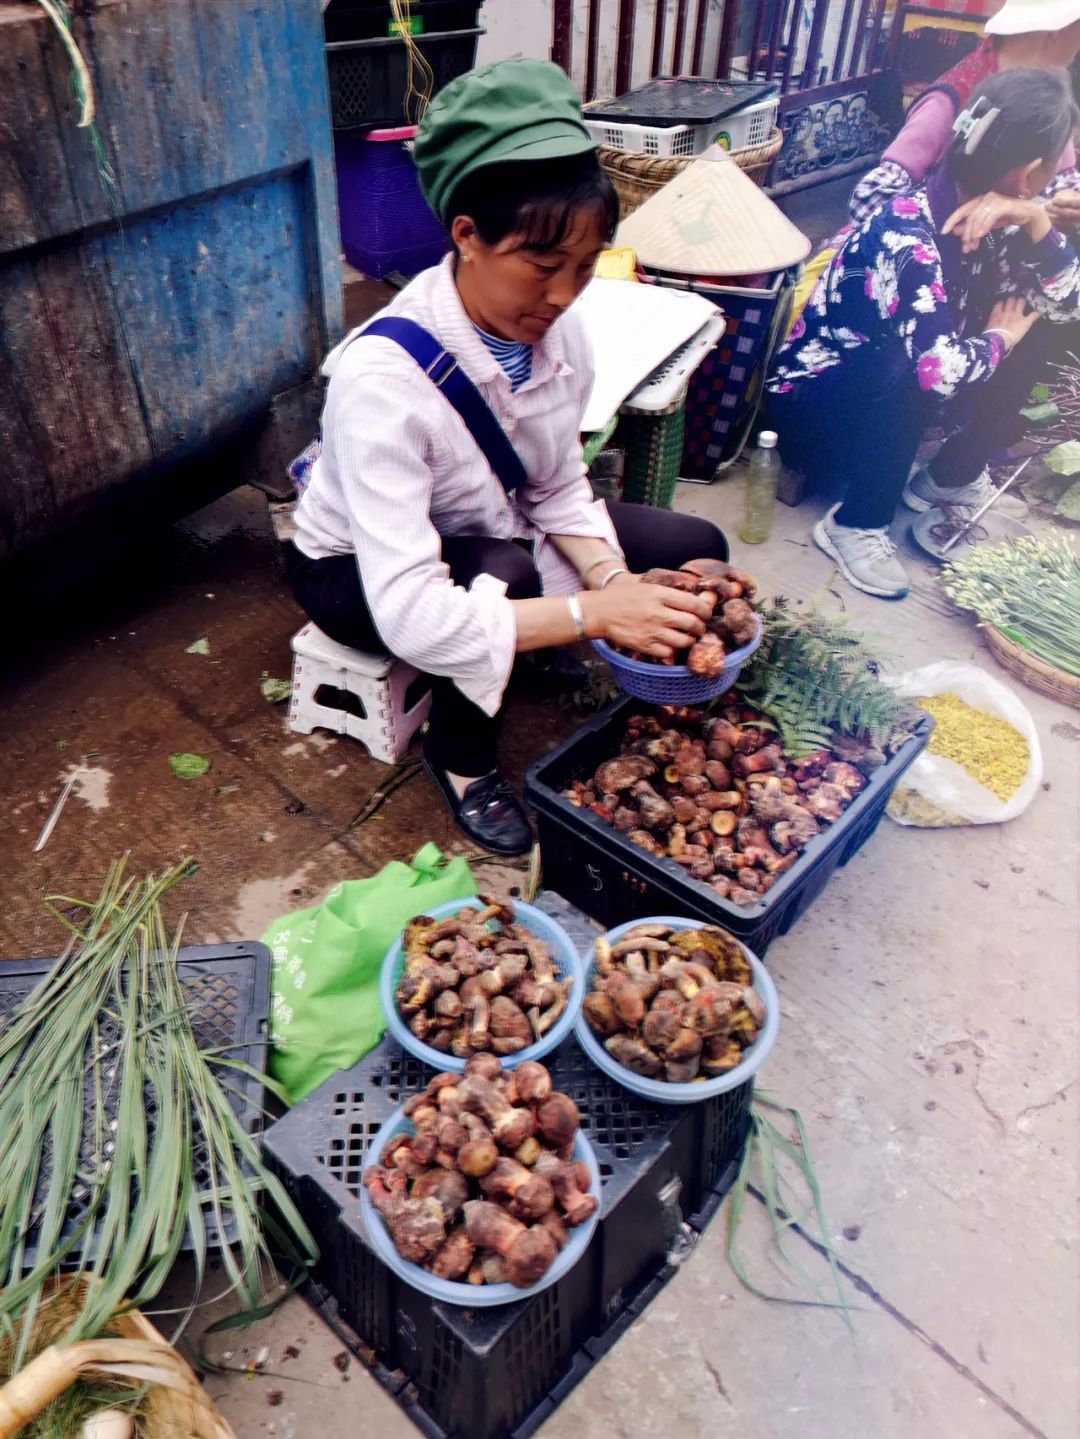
932;318;1080;488
287;501;729;775
767;321;1080;529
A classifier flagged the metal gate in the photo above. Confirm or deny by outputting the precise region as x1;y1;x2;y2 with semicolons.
551;0;905;193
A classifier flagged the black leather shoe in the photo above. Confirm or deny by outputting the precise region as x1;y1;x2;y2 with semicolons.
422;745;533;856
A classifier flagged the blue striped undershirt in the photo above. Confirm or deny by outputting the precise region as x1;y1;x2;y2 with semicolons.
474;325;533;392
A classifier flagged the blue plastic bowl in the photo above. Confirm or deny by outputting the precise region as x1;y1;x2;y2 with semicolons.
574;915;779;1104
360;1104;602;1306
592;612;763;705
380;897;585;1073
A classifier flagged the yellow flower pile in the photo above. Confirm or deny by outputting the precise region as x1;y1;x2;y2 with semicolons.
915;692;1029;801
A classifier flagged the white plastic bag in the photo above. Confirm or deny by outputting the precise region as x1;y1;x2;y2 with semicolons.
885;660;1043;827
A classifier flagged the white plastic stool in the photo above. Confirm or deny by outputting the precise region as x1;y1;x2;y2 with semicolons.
289;623;431;764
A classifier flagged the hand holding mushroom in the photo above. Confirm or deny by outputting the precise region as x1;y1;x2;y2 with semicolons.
605;559;759;674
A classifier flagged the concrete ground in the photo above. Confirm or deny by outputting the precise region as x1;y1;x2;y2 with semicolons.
1;471;1076;1438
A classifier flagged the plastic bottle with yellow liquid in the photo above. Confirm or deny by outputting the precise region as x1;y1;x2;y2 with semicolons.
739;431;780;544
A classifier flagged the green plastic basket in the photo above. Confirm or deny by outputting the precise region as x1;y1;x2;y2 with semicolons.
615;399;686;509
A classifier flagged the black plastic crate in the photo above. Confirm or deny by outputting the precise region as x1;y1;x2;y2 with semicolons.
324;0;483;44
586;76;777;126
263;993;752;1439
326;28;483;129
524;699;933;956
0;943;270;1264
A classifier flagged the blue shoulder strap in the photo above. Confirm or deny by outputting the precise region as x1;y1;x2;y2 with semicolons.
361;316;527;495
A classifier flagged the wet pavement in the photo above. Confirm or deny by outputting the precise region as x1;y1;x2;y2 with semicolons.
1;467;1076;1439
0;486;573;956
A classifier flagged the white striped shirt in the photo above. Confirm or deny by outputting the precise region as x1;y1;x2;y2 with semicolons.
292;256;620;717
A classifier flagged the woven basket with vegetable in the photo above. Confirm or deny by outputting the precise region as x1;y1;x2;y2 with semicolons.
943;535;1080;710
0;1278;234;1439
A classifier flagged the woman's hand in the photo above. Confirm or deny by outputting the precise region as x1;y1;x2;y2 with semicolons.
1046;188;1080;231
581;579;713;660
985;295;1039;351
943;192;1050;253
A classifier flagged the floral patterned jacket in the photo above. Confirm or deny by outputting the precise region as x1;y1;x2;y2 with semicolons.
769;176;1080;402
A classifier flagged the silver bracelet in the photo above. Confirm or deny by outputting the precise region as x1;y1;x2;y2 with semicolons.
566;593;587;641
597;564;629;590
984;326;1014;358
581;551;623;584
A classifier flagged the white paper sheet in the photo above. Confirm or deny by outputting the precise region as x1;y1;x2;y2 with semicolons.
572;278;721;433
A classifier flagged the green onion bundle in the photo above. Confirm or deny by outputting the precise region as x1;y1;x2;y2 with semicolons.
0;860;317;1368
943;535;1080;678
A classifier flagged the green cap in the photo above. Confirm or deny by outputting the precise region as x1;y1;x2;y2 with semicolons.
414;58;596;223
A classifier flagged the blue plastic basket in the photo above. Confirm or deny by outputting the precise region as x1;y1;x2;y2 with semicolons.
591;611;762;704
359;1103;601;1306
574;916;778;1104
380;896;585;1072
334;125;449;278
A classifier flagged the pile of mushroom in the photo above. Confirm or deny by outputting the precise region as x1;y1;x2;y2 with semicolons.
362;1056;598;1288
616;559;758;678
583;923;764;1082
564;706;871;905
395;898;573;1057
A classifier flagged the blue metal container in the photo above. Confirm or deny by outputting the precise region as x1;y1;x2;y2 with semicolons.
0;0;343;560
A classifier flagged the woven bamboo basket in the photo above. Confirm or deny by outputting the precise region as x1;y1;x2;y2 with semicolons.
599;128;783;217
984;623;1080;710
0;1278;236;1439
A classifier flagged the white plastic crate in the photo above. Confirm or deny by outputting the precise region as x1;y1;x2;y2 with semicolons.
585;97;777;159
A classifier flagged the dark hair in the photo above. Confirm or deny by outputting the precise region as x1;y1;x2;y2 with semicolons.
948;67;1079;193
444;151;619;251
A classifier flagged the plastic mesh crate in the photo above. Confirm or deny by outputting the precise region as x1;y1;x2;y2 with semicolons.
326;29;482;129
0;943;271;1266
263;897;752;1439
524;701;934;955
613;401;686;508
323;0;482;43
586;76;777;126
335;126;449;279
584;98;778;159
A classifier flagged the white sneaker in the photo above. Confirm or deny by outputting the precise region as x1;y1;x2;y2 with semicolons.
813;504;910;599
903;465;1027;517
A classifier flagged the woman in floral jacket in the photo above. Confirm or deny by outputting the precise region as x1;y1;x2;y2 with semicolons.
765;68;1080;598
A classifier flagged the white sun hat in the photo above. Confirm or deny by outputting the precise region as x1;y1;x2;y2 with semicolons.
985;0;1080;34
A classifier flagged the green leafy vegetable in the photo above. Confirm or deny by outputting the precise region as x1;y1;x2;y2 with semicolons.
737;601;911;757
0;860;317;1367
1020;402;1059;423
185;637;210;656
1055;481;1080;520
260;676;291;704
1045;440;1080;476
169;752;211;779
943;535;1080;677
726;1095;854;1323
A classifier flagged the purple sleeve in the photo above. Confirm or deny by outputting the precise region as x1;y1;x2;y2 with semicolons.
881;91;956;185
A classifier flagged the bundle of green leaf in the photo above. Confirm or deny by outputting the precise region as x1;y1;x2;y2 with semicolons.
0;860;317;1371
737;601;914;758
943;535;1080;678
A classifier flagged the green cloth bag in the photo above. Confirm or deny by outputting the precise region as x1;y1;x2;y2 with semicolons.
263;843;476;1104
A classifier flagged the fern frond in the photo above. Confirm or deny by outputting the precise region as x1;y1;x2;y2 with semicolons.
736;599;911;756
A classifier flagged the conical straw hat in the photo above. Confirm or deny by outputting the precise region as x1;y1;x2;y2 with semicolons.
616;145;811;276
